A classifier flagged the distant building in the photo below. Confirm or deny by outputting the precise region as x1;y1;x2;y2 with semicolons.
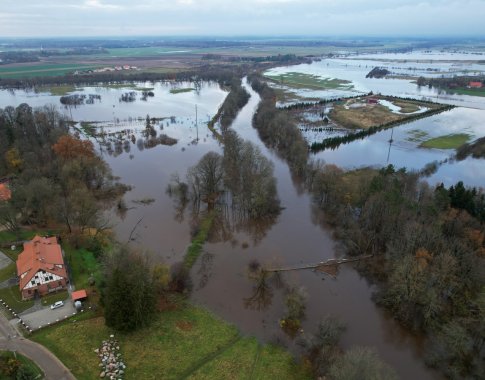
468;81;483;88
16;236;68;300
0;182;11;202
367;97;379;104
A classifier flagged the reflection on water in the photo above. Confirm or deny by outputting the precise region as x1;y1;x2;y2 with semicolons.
0;81;227;122
266;55;485;109
0;75;462;378
311;107;485;187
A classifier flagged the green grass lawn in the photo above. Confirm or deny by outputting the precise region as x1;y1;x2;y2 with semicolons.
265;72;353;91
0;262;16;283
0;350;44;379
0;285;34;313
420;133;471;149
41;290;69;307
64;246;100;290
32;301;310;380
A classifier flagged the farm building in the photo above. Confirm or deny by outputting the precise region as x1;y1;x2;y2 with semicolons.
468;81;483;88
16;236;68;300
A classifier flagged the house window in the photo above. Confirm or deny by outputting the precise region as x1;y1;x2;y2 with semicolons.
31;280;35;285
28;290;31;294
58;281;62;286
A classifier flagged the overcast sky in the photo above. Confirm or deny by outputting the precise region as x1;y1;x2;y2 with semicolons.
1;0;485;37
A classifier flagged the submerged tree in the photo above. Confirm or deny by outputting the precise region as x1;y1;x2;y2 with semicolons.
329;346;397;380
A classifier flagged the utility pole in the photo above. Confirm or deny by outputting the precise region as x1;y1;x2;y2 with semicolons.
195;104;199;141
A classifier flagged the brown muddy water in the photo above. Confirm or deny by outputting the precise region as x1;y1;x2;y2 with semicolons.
0;79;444;378
103;80;441;379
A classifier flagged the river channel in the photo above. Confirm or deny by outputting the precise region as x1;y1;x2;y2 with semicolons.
3;67;482;377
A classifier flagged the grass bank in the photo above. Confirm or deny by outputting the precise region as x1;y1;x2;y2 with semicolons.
32;300;310;380
183;213;215;270
420;133;471;149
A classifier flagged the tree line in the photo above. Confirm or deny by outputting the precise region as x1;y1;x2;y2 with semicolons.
310;104;454;153
244;72;485;378
248;73;309;177
306;163;485;379
0;104;126;243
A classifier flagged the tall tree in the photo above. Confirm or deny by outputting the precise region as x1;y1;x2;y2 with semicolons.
102;246;157;332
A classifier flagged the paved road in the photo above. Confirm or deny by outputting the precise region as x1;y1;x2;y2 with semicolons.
0;312;75;380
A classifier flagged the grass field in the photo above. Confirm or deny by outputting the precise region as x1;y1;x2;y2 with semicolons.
265;72;353;91
0;64;102;79
389;99;422;113
36;84;80;96
420;133;471;149
328;96;441;130
32;301;310;380
170;87;195;94
0;262;16;283
447;87;485;97
0;350;44;379
330;103;403;129
64;246;101;290
0;285;34;313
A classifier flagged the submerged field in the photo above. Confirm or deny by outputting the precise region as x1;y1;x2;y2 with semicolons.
265;72;353;91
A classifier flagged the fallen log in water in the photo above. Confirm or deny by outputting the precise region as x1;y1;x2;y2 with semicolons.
264;255;373;274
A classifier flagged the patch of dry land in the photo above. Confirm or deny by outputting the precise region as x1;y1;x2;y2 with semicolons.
329;95;441;130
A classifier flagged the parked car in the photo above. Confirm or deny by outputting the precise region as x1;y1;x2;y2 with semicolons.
50;301;64;310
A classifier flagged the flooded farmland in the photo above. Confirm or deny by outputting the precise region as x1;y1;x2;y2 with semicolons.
1;51;484;378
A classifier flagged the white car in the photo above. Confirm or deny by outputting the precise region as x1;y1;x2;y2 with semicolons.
50;301;64;310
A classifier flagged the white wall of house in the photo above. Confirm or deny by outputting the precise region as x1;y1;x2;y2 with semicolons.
23;270;65;290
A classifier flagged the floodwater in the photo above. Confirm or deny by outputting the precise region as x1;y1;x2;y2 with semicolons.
2;72;480;378
265;54;485;109
0;81;226;122
190;81;441;379
311;107;485;188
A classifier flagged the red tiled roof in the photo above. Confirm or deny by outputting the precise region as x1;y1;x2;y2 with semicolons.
0;183;11;201
72;289;87;301
469;81;483;88
16;236;67;290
